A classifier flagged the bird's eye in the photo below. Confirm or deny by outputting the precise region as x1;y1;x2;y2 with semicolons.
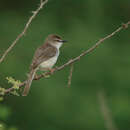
55;39;60;42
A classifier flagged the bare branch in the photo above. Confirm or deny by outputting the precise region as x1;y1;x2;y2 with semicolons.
97;89;118;130
67;64;74;88
4;21;130;94
0;0;48;64
35;21;130;79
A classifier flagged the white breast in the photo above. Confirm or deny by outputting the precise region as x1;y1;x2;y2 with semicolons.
39;51;59;70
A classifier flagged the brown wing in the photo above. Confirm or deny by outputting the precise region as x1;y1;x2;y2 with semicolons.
31;44;57;69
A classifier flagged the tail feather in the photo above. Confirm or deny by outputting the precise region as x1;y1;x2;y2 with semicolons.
22;69;37;96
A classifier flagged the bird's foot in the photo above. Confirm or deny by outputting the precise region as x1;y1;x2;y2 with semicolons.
48;68;55;74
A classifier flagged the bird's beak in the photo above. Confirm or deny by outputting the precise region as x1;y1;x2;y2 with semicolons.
61;40;67;43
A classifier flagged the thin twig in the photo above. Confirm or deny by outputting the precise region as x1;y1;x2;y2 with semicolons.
4;21;130;94
0;0;48;64
67;64;74;88
97;89;118;130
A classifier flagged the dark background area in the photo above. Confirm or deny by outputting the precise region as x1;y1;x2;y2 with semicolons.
0;0;130;130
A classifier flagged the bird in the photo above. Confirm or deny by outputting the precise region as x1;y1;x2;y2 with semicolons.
22;34;67;96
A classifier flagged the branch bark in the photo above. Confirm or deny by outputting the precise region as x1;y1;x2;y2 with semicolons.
0;0;48;64
97;89;118;130
4;21;130;94
67;64;74;88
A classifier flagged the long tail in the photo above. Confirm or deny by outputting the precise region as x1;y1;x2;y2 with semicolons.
22;69;37;96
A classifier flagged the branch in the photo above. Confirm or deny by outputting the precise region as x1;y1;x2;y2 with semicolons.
67;64;74;88
97;89;118;130
4;21;130;94
0;0;48;64
35;21;130;79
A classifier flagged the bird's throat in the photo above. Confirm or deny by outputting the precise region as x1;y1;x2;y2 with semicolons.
51;42;63;49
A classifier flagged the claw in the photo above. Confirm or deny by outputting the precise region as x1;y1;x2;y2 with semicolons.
49;68;55;74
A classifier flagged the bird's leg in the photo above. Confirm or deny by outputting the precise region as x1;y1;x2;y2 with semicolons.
48;68;55;74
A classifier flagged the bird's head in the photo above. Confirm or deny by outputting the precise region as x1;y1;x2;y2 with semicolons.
46;34;67;49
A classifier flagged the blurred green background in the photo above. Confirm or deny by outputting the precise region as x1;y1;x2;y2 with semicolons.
0;0;130;130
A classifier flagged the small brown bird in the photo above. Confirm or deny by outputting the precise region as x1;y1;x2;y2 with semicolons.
22;34;67;96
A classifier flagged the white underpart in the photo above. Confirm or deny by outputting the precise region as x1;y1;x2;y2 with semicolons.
53;41;63;49
39;42;63;70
